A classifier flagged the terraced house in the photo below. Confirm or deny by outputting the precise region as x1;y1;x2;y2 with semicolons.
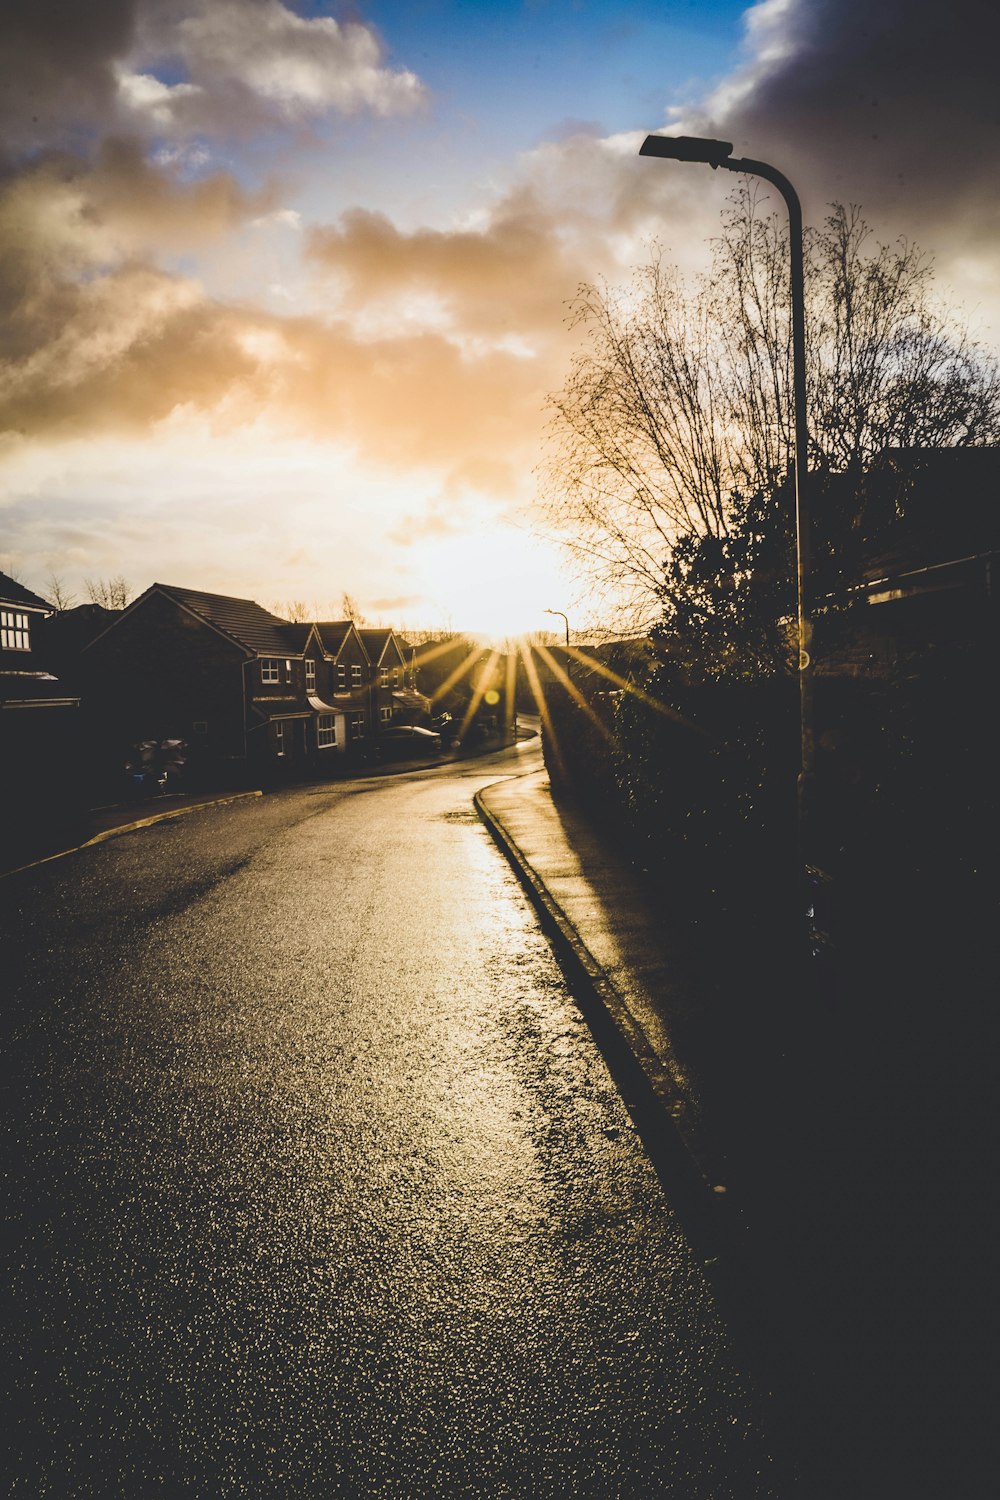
80;584;427;781
1;571;82;859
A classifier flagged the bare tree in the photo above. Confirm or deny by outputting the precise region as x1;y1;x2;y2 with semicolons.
340;593;366;624
272;599;309;622
541;189;1000;626
84;575;132;610
45;574;77;610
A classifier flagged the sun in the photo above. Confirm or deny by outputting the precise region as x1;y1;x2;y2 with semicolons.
409;522;573;642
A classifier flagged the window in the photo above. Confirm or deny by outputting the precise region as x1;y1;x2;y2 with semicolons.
392;668;401;688
305;658;316;692
285;659;293;682
380;706;391;723
274;721;285;755
379;666;389;687
192;720;208;734
351;664;362;687
317;714;336;748
350;713;366;740
261;658;280;684
337;664;347;691
0;610;30;651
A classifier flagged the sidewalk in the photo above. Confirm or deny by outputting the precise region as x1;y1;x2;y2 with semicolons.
476;768;993;1499
2;789;263;879
477;770;813;1246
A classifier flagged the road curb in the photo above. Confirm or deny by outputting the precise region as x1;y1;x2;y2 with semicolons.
1;791;263;881
474;776;726;1264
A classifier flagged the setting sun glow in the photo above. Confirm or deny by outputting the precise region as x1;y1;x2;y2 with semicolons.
407;524;573;642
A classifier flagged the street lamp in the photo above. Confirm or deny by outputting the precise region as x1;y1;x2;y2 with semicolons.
639;134;815;884
544;608;571;680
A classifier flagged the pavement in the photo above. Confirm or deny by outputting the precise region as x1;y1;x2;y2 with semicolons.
2;788;265;879
475;766;995;1499
476;769;807;1251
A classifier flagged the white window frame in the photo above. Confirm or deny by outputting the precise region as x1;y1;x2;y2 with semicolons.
261;658;280;684
392;668;401;688
380;705;391;723
285;659;293;683
317;714;336;748
1;610;30;651
337;664;347;691
305;658;316;691
274;720;285;755
350;713;366;740
379;666;389;687
351;664;362;687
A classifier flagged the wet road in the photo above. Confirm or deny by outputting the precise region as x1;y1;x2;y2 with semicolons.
3;742;788;1497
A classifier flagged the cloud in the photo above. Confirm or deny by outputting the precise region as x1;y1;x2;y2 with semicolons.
307;191;586;344
368;595;423;614
0;168;559;478
696;0;1000;306
120;0;427;136
0;140;272;358
0;0;137;150
0;1;427;152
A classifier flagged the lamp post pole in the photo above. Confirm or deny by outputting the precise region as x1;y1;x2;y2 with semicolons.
639;135;815;889
544;608;571;680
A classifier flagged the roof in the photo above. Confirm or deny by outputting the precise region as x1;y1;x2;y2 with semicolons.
0;671;79;707
853;447;1000;579
358;628;403;665
0;572;53;613
279;623;313;650
307;692;342;714
152;584;297;655
311;621;356;657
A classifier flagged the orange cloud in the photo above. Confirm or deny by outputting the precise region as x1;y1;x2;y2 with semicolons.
307;190;584;342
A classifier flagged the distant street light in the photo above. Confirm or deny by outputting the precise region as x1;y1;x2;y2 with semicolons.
639;135;816;902
544;608;571;680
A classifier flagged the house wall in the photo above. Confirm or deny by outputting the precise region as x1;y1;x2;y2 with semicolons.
82;590;248;768
1;600;42;672
372;637;408;726
1;600;85;863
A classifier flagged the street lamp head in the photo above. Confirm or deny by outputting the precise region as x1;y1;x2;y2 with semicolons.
639;134;733;169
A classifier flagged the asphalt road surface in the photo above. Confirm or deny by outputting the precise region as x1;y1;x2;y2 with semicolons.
2;740;790;1497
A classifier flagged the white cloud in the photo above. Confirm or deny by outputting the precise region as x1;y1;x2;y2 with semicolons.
120;0;427;135
115;68;204;131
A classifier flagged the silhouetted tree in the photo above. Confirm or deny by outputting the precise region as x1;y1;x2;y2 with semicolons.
45;574;76;610
542;191;1000;666
84;575;131;609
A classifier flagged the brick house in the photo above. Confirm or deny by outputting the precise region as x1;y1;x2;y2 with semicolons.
81;584;365;781
357;628;428;731
1;571;82;860
79;584;428;786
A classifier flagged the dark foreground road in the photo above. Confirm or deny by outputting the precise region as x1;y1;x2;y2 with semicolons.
2;742;791;1497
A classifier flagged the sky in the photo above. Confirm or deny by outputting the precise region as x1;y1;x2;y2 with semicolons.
1;0;997;638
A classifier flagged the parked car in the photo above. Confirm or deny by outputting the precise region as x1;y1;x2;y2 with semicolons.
376;724;443;759
123;738;188;801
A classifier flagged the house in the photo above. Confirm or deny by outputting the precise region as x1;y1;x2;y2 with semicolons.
1;572;82;861
808;447;1000;881
357;628;429;730
290;618;376;757
79;583;427;786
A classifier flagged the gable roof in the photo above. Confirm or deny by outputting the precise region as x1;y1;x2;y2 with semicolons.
0;571;53;613
312;620;361;659
358;627;404;667
278;622;313;651
151;584;298;655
